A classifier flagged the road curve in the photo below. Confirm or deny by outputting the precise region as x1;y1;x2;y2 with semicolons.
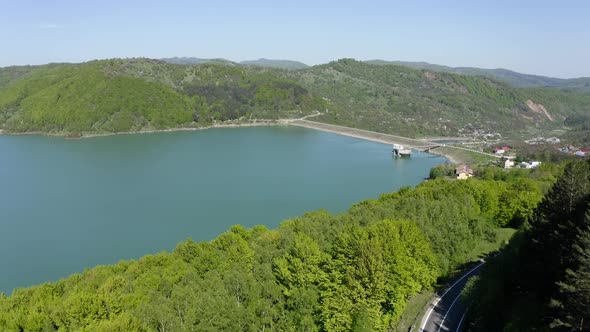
419;261;485;332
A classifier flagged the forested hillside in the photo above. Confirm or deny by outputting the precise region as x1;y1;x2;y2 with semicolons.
366;60;590;91
1;58;590;140
464;159;590;330
285;59;590;138
0;171;552;331
0;59;323;135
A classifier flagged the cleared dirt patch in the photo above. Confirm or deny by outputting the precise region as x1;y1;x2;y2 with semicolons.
526;99;554;121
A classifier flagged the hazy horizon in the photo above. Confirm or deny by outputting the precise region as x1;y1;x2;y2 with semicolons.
2;0;589;78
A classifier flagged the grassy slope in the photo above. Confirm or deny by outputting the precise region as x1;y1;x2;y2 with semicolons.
432;146;498;165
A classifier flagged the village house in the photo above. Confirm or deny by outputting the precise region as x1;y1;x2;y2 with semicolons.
560;145;589;157
455;164;473;180
494;146;511;155
501;157;515;169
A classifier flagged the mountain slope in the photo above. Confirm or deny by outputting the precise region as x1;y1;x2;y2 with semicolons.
285;59;590;138
366;60;590;91
0;59;323;135
240;58;309;70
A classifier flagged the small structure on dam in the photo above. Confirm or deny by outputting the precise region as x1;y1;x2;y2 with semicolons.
392;144;412;157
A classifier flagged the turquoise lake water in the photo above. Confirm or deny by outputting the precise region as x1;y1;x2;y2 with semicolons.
0;126;445;294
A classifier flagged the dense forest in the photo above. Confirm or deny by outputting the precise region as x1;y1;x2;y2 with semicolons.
0;167;555;331
464;159;590;331
1;58;590;142
0;59;324;135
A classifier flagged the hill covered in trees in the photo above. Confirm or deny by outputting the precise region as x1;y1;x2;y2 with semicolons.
1;58;590;141
285;59;590;139
366;60;590;91
0;168;552;331
0;59;324;135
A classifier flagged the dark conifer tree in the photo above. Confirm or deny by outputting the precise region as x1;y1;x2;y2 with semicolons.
552;208;590;330
529;161;590;299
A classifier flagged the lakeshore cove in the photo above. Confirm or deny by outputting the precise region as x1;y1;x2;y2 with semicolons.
0;126;445;294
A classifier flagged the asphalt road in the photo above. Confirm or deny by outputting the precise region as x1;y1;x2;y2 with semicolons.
419;261;485;332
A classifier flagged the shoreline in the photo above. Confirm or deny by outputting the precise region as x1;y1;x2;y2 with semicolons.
0;119;291;140
0;111;325;140
0;119;481;164
79;120;289;139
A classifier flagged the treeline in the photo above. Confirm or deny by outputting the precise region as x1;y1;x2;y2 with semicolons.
0;174;550;331
464;159;590;331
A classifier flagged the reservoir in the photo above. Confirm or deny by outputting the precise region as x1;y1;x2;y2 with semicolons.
0;126;445;294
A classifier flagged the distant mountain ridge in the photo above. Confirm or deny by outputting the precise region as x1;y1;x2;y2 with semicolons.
365;60;590;91
159;57;235;66
3;58;588;90
239;58;309;70
160;58;590;89
160;57;309;70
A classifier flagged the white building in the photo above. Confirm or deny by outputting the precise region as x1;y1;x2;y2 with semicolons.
502;158;515;169
521;161;542;169
530;161;542;168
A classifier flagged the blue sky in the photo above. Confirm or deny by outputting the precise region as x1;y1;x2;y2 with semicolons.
1;0;588;78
